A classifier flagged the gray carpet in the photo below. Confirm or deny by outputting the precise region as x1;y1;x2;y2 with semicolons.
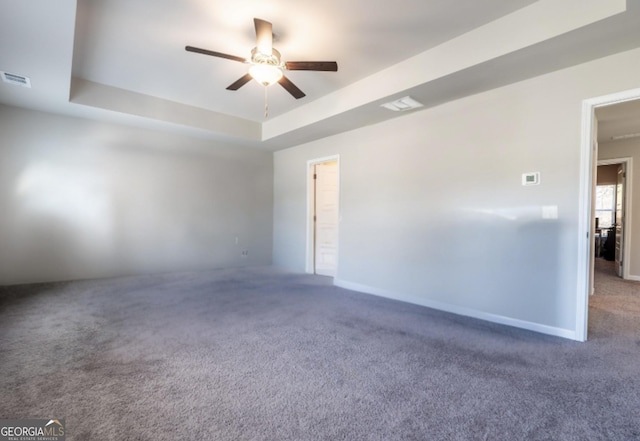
1;263;639;440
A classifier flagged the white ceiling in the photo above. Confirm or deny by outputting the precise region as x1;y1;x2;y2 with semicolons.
597;99;640;144
2;0;640;150
71;0;536;121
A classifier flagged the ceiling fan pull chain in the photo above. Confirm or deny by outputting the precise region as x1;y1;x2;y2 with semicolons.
264;86;269;118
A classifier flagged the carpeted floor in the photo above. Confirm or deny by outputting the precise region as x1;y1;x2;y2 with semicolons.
1;263;639;440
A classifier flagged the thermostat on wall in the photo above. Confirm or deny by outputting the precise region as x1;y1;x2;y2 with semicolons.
522;172;540;186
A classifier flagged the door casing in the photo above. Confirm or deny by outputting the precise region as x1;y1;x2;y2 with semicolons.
578;87;640;341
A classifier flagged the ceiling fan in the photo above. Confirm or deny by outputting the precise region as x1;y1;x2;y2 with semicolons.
185;18;338;100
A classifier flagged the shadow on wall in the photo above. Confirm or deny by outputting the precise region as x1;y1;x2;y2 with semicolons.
8;161;114;283
0;105;273;285
435;208;562;327
341;205;564;329
2;150;262;284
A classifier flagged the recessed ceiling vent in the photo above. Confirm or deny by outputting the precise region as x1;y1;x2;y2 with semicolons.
1;71;31;88
381;96;423;112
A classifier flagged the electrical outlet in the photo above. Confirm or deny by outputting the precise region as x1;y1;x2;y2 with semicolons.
241;250;249;257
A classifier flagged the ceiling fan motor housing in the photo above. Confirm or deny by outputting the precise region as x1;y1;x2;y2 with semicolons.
251;47;282;66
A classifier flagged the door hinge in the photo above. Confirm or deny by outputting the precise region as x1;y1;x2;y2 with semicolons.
314;173;317;179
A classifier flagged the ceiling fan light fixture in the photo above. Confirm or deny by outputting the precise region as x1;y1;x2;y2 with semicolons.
249;64;283;86
249;47;284;86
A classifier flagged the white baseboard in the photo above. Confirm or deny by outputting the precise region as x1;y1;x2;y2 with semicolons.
625;274;640;282
333;278;577;341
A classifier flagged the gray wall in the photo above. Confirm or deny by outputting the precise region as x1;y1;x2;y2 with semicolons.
599;139;640;277
0;105;273;284
273;47;640;338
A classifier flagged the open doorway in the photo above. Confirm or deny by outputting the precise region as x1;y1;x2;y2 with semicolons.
577;88;640;341
594;159;631;280
306;156;340;277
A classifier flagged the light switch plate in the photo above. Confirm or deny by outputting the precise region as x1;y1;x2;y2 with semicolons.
542;205;558;219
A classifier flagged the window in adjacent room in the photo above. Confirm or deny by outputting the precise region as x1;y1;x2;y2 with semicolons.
595;184;616;228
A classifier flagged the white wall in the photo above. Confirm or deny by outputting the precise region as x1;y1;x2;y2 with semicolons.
599;139;640;277
0;105;273;285
273;47;640;339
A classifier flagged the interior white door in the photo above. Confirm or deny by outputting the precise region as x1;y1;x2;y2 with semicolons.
615;162;625;277
314;160;339;277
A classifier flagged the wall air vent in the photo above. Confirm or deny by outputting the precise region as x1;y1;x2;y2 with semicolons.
1;71;31;88
381;96;423;112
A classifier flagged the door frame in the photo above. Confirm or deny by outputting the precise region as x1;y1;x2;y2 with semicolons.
306;155;340;274
596;157;633;280
577;87;640;341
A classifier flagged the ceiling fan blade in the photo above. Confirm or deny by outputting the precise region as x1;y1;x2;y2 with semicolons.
278;76;306;99
285;61;338;72
254;18;273;55
185;46;246;63
226;73;253;91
